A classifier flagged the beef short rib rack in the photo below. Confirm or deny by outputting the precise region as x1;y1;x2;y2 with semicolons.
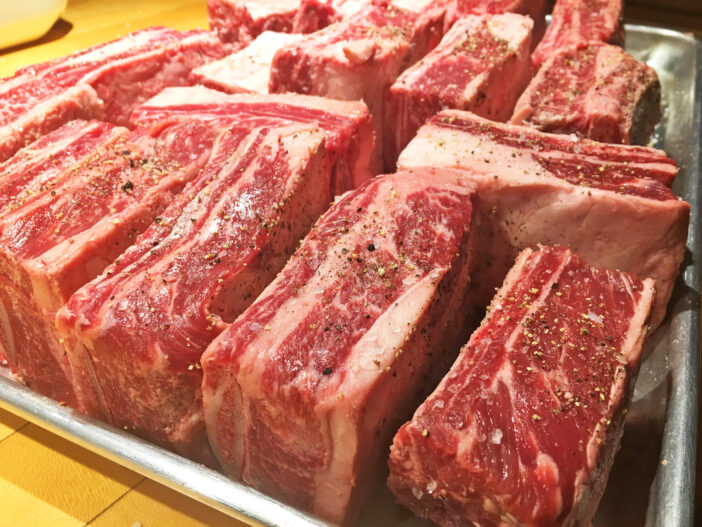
0;1;688;526
444;0;547;43
269;2;444;171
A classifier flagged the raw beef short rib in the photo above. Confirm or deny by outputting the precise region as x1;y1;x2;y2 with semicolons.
190;31;305;94
398;111;688;328
444;0;547;43
0;27;229;162
0;119;217;407
131;85;375;194
388;245;654;527
56;124;332;463
386;13;533;167
207;0;444;44
293;0;344;34
207;0;360;43
208;0;301;44
512;42;661;145
531;0;623;68
201;171;476;524
0;120;125;404
269;3;444;171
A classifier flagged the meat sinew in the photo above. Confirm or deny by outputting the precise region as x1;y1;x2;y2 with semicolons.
386;13;533;167
0;119;217;408
0;27;229;162
388;245;654;527
201;170;476;524
56;123;332;463
190;31;305;94
131;85;375;195
512;42;661;145
269;3;444;171
398;111;687;328
531;0;624;68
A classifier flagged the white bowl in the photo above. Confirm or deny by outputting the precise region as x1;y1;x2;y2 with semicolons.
0;0;68;50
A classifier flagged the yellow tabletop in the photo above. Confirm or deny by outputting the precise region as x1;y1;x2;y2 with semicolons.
0;1;246;525
0;0;211;77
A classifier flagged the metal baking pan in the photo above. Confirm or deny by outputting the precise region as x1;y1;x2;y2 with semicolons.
0;22;700;527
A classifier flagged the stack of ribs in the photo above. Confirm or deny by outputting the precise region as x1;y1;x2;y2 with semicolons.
0;28;374;417
52;90;373;460
57;123;334;463
0;0;690;526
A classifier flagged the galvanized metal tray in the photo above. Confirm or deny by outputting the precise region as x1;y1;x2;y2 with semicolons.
0;23;700;527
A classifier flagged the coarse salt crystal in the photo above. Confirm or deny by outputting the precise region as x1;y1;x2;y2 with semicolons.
587;311;602;324
491;429;503;445
426;479;437;493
